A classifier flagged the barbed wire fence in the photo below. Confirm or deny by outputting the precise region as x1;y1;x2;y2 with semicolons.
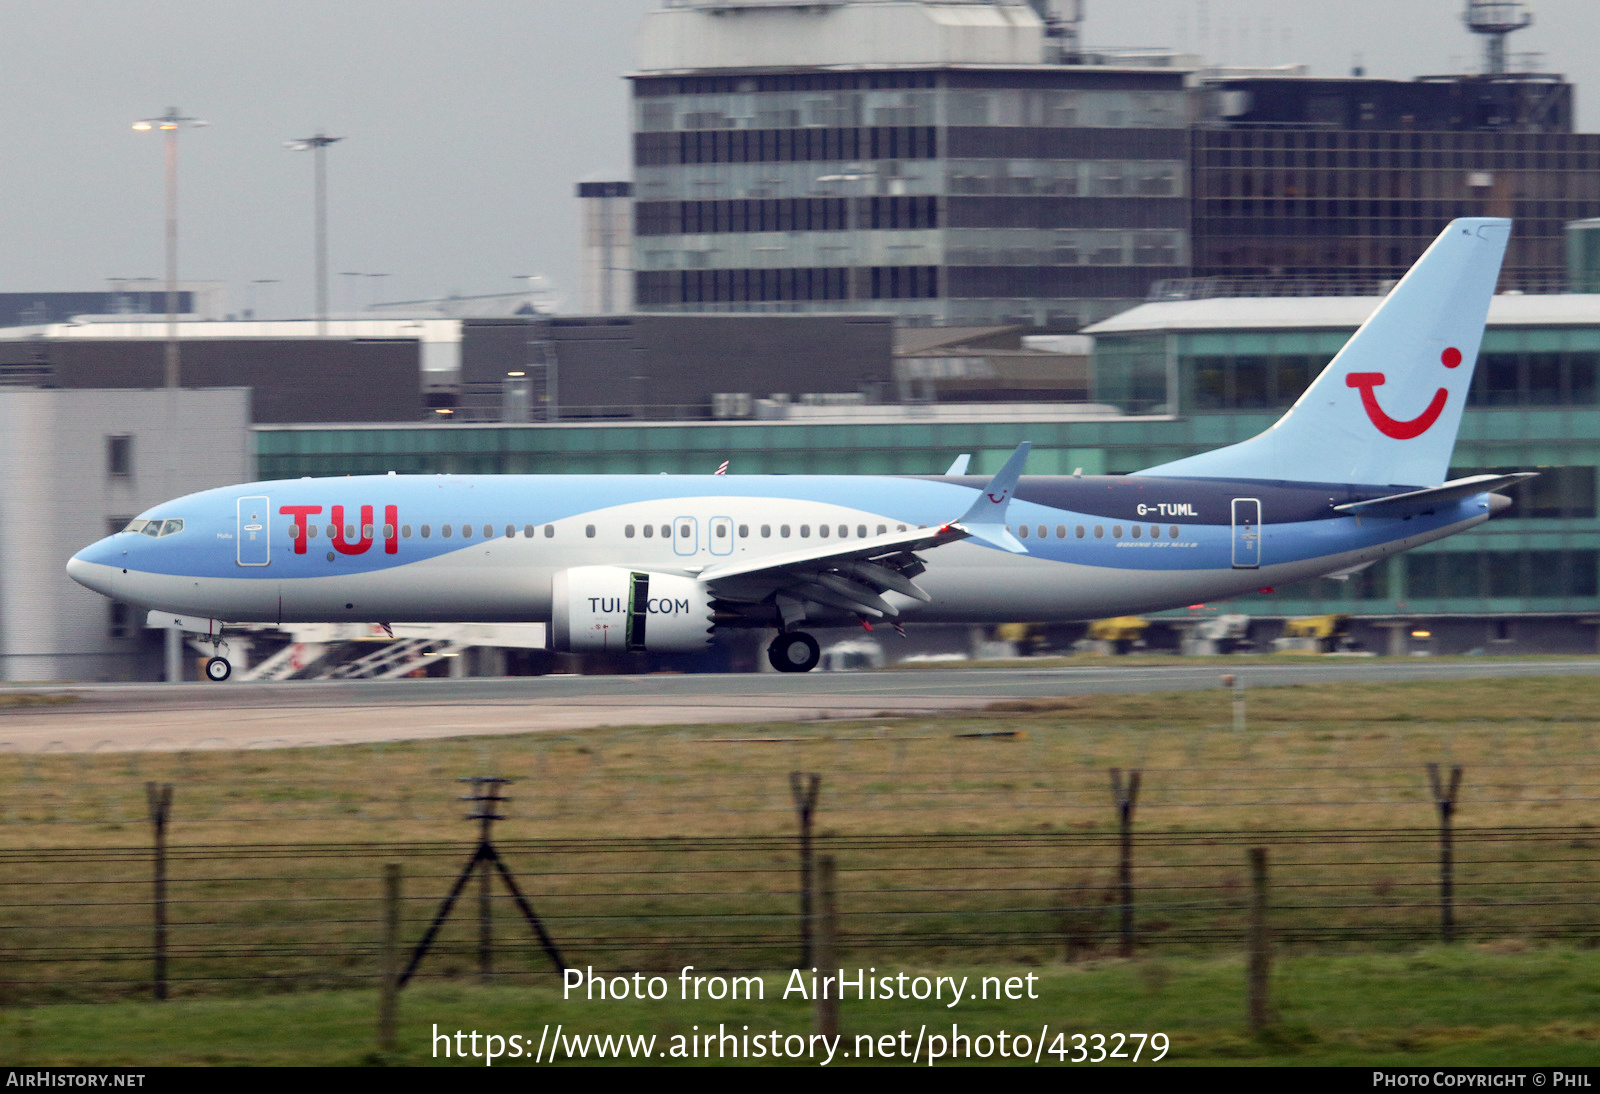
0;767;1596;1007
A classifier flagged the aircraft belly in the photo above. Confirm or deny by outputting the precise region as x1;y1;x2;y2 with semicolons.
277;556;553;623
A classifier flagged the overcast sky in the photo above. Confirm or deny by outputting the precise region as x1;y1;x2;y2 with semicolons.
1;0;1594;317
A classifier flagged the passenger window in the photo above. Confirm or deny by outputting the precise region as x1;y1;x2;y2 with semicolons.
761;525;771;538
462;525;472;539
1018;525;1029;539
800;524;810;538
586;525;596;538
876;524;886;535
1075;525;1085;538
625;525;636;538
484;525;493;539
442;526;452;538
308;524;318;539
1150;525;1161;539
382;524;394;539
661;525;670;538
897;524;907;532
857;525;866;538
1094;526;1104;539
1113;525;1123;539
1131;525;1142;539
781;525;791;538
544;525;555;538
288;523;301;539
421;525;431;538
523;525;534;538
679;523;691;538
1037;525;1046;539
362;524;374;539
716;524;727;538
345;525;356;540
643;525;654;538
739;524;748;537
325;524;336;539
402;525;412;538
819;525;830;538
1169;525;1179;538
838;525;847;538
505;525;514;539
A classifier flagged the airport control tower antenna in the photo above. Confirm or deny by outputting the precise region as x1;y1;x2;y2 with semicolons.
1465;0;1533;76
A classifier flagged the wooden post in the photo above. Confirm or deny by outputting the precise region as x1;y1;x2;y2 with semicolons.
145;782;173;1002
790;772;822;967
1427;764;1464;943
1109;768;1141;958
379;863;401;1054
814;855;839;1039
1247;847;1270;1031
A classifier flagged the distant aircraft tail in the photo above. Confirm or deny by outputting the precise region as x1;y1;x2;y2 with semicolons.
1140;218;1511;487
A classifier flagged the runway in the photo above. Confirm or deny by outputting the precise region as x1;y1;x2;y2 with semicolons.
1;658;1596;753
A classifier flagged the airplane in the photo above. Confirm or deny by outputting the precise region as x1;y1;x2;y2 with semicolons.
68;218;1530;680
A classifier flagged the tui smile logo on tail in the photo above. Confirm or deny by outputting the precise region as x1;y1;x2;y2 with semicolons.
1345;347;1462;440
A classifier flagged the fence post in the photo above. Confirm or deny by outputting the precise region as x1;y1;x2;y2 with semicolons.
1109;768;1141;958
1223;674;1245;733
1427;763;1464;943
791;772;822;967
1247;847;1270;1031
145;782;173;1002
814;855;839;1039
379;863;401;1054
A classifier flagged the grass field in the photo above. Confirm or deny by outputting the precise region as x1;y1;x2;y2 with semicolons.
2;672;1599;1064
2;675;1599;846
4;951;1600;1066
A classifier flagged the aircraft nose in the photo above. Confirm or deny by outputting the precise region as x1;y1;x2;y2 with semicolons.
67;545;119;598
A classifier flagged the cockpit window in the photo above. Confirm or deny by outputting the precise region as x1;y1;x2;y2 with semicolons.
124;518;184;537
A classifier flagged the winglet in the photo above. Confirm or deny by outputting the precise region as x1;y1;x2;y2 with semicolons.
952;442;1030;552
945;453;971;475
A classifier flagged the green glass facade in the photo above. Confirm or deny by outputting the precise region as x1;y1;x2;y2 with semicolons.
254;381;1600;628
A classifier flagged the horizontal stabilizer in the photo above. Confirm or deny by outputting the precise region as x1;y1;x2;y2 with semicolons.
1333;473;1537;517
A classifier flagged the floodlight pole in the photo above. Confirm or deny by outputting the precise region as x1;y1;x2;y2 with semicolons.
287;133;344;335
133;107;204;388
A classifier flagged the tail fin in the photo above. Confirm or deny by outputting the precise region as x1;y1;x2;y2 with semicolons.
1140;218;1511;487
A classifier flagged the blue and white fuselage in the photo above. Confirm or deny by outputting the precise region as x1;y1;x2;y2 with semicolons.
65;218;1529;674
66;470;1502;625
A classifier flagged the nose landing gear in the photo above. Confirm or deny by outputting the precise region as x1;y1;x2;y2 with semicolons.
205;656;232;682
767;631;820;673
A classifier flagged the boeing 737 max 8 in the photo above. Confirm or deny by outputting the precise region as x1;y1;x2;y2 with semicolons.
68;219;1528;677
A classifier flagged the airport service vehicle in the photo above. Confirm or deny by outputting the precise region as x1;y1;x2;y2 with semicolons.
68;219;1528;678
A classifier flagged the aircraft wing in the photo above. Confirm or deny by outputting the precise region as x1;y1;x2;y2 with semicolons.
696;442;1031;622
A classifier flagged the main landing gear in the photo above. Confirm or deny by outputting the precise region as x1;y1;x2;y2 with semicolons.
767;631;820;673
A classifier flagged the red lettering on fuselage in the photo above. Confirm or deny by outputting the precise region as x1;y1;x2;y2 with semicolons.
280;503;399;556
280;506;323;554
332;505;374;555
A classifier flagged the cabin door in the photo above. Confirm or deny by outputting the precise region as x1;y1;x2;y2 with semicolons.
1231;497;1261;569
237;496;271;567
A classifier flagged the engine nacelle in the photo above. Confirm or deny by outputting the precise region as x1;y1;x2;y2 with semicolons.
550;566;715;654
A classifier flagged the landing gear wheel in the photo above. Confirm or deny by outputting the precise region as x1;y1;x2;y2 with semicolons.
205;656;232;682
767;631;820;673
